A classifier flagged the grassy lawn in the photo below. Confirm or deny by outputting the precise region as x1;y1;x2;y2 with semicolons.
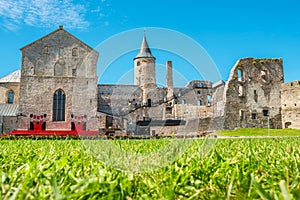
1;137;300;199
220;128;300;136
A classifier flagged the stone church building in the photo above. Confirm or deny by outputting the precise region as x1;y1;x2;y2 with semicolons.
0;26;298;134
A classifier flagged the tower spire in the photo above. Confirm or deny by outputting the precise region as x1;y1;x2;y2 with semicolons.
134;33;155;60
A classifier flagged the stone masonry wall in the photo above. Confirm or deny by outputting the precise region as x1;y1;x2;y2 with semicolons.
223;58;284;129
281;81;300;129
19;27;98;130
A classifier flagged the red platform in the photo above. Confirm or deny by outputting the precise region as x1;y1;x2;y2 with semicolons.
7;114;99;137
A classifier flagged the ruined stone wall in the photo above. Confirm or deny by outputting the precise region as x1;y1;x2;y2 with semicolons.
98;84;142;115
223;58;284;129
0;83;20;104
174;88;212;106
19;27;98;130
208;81;226;130
173;81;214;122
212;81;225;118
281;81;300;129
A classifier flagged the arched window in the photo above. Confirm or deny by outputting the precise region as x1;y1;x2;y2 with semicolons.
137;61;140;66
8;91;14;104
53;89;66;121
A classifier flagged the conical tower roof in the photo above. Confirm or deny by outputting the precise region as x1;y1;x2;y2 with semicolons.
134;34;155;60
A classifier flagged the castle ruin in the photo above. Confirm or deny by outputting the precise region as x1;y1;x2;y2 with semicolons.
0;26;298;134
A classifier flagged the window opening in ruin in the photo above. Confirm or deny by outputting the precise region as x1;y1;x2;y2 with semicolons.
147;99;152;107
295;104;297;106
237;69;243;82
197;91;201;94
263;109;269;117
72;48;78;57
260;70;268;82
8;91;14;104
197;100;202;106
106;116;113;128
285;122;292;128
291;82;293;86
181;99;186;104
72;69;77;76
166;107;172;115
137;61;140;66
254;90;258;102
207;95;211;106
240;110;245;120
238;85;244;97
251;113;257;120
199;83;203;88
53;89;66;121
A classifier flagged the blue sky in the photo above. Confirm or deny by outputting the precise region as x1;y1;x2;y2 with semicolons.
0;0;300;86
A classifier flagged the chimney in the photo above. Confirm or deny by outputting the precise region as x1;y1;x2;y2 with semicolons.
166;61;174;99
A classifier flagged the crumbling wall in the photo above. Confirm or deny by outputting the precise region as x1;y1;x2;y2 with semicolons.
223;58;284;129
281;81;300;129
98;84;142;115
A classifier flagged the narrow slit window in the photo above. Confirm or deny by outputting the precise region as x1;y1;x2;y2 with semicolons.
238;85;244;97
197;100;202;106
207;95;211;106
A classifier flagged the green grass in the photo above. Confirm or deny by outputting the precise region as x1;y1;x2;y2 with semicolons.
1;137;300;199
221;128;300;136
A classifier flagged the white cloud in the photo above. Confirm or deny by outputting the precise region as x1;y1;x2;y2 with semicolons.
0;0;106;31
